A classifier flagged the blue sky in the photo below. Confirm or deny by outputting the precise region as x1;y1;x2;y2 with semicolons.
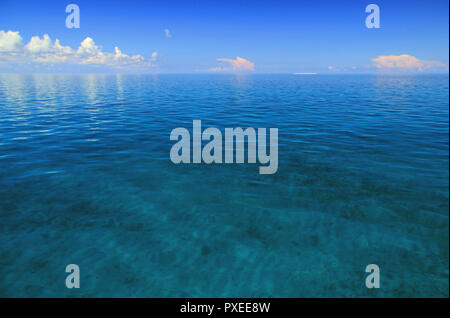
0;0;448;73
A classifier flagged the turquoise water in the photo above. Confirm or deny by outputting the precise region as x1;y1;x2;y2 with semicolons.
0;74;448;297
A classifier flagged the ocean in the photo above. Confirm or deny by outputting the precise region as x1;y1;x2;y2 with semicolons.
0;73;448;297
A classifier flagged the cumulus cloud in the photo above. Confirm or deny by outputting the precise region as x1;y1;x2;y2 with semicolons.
164;29;172;38
211;56;255;72
372;54;446;71
0;30;23;52
0;30;157;70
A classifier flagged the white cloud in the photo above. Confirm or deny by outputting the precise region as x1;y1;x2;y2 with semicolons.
54;39;74;55
326;65;359;72
0;30;23;52
0;30;158;70
372;54;446;71
76;37;100;56
164;29;172;38
26;34;53;53
210;56;255;72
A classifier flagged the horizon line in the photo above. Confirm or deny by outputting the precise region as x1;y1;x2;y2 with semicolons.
1;72;449;76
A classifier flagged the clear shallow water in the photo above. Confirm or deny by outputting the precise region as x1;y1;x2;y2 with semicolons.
0;74;448;297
